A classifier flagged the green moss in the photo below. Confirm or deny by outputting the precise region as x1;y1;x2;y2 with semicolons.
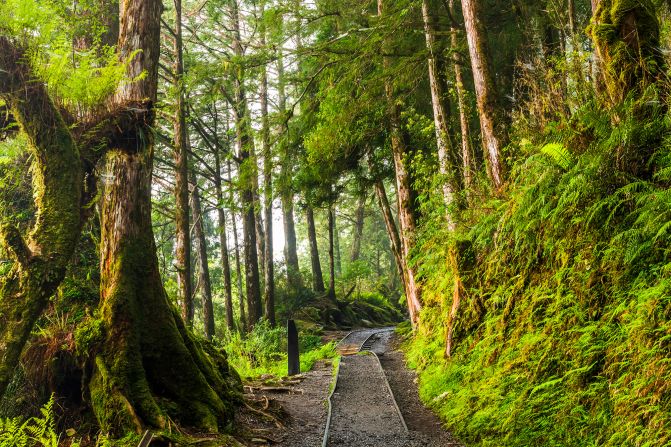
406;97;671;446
589;0;663;105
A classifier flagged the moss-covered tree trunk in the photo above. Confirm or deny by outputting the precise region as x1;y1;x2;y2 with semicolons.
90;0;241;435
0;37;83;398
590;0;662;107
590;0;663;175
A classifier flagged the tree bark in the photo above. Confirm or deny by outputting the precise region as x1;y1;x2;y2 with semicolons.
378;0;422;326
90;0;241;434
461;0;507;190
350;195;365;262
422;0;462;229
449;0;475;193
228;159;247;334
327;206;337;301
230;0;262;329
172;0;194;325
374;180;407;301
276;28;303;293
190;178;215;341
0;38;83;398
306;206;325;293
214;150;235;331
259;0;275;326
333;210;342;278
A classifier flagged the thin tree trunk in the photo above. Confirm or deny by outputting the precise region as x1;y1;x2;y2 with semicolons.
449;0;475;193
214;149;235;332
378;0;422;326
190;178;215;341
568;0;576;35
422;0;461;229
228;159;247;334
230;0;262;329
461;0;506;189
327;206;337;301
306;206;325;292
374;180;407;299
277;44;303;293
173;0;193;325
259;0;275;326
350;195;365;262
333;210;341;278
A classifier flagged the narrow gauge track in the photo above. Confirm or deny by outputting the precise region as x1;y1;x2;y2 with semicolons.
323;328;411;447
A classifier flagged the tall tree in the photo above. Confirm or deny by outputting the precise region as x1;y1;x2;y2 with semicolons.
230;0;262;329
190;177;215;340
449;0;475;193
378;0;422;325
172;0;194;325
92;0;240;433
350;195;365;262
259;0;275;326
277;40;303;293
306;206;326;292
327;206;337;301
461;0;507;189
421;0;462;228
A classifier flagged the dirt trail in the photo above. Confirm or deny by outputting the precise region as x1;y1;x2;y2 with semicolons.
240;328;462;446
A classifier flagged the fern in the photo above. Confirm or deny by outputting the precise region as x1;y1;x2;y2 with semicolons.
0;396;79;447
541;143;574;170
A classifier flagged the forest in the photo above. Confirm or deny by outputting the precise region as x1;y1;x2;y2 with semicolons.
1;0;671;445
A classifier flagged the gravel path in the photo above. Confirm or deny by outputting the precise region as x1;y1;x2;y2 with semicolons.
373;334;463;446
327;353;407;446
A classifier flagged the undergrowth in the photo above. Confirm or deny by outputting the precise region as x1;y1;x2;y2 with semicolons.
406;87;671;446
0;396;79;447
221;321;337;379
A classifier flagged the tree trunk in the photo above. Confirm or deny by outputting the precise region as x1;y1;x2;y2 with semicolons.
172;0;193;325
350;195;365;262
228;159;247;334
276;70;303;294
327;206;337;301
589;0;662;107
190;179;215;341
0;39;83;398
230;0;262;329
333;209;342;278
422;0;462;229
306;206;325;293
449;0;475;193
461;0;507;190
259;0;275;326
214;150;235;331
378;0;422;326
374;180;407;301
90;0;241;434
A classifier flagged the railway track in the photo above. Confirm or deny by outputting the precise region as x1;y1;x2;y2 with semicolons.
323;327;409;447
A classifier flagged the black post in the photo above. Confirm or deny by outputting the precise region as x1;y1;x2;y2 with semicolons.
287;319;300;376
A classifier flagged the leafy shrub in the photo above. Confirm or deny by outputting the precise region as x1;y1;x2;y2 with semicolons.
0;396;80;447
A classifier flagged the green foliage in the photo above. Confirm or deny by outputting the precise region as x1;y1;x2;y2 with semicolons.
407;89;671;446
0;396;80;447
221;320;337;379
0;0;129;108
